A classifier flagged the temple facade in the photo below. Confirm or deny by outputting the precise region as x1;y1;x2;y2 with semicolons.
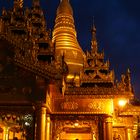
0;0;140;140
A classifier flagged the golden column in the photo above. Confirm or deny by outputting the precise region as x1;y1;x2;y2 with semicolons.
104;117;113;140
132;124;138;140
46;114;51;140
3;127;9;140
126;127;133;140
36;105;47;140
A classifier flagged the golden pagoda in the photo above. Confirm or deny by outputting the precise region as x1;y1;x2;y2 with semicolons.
52;0;85;80
0;0;140;140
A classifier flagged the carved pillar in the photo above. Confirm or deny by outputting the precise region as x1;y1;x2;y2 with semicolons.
126;127;133;140
12;131;15;139
104;117;112;140
98;116;104;140
36;105;47;140
3;127;9;140
46;114;51;140
132;124;137;140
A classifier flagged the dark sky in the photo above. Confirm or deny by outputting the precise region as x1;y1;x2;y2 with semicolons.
0;0;140;98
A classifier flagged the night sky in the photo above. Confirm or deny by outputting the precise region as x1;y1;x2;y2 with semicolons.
0;0;140;98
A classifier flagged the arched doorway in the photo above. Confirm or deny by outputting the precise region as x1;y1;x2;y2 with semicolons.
59;127;92;140
52;119;98;140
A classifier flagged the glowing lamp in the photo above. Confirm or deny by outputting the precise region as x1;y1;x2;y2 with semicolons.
74;122;79;127
67;75;74;79
25;122;30;126
118;99;127;107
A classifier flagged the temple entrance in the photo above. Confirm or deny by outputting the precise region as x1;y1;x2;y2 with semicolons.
52;117;98;140
59;127;93;140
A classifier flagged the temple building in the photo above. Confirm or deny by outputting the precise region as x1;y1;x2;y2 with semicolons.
0;0;140;140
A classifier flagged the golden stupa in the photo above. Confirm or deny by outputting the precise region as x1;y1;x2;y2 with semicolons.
52;0;85;79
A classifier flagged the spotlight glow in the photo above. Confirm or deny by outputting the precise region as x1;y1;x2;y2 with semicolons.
118;99;127;107
74;122;79;127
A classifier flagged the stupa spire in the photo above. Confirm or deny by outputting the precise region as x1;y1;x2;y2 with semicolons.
53;0;85;80
57;0;73;15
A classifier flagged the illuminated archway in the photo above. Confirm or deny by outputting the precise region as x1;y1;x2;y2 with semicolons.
53;119;98;140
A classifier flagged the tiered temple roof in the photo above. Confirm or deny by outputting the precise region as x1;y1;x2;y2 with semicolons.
0;0;65;80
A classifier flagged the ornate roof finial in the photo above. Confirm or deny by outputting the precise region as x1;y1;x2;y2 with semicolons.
127;68;130;74
61;0;70;2
92;16;96;33
125;68;132;92
14;0;23;9
91;17;98;53
32;0;40;7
